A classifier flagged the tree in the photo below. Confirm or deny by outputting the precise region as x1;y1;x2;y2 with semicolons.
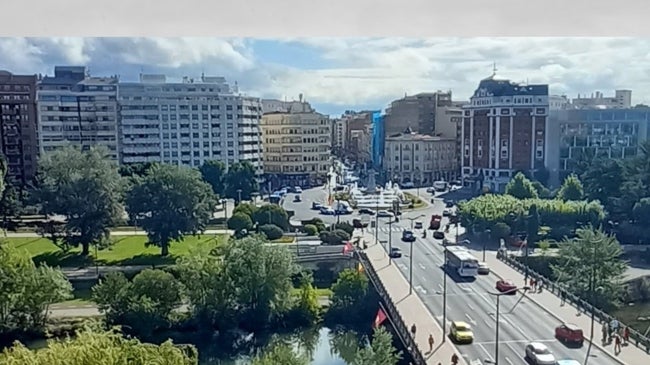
253;204;289;230
0;245;72;333
533;166;550;187
557;174;584;201
491;222;511;239
224;161;259;201
259;224;283;240
289;271;321;326
227;212;254;232
233;202;259;218
632;198;650;223
526;204;541;245
304;224;318;236
126;164;217;256
332;222;355;236
34;146;125;255
0;327;198;365
0;177;22;230
581;158;623;204
320;229;351;245
0;155;6;196
199;160;226;198
118;162;155;178
551;227;626;310
505;172;538;199
251;343;308;365
327;269;377;325
353;327;402;365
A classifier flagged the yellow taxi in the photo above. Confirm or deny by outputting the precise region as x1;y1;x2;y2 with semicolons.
450;321;474;344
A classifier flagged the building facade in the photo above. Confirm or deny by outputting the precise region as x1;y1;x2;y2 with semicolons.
571;90;632;109
0;71;38;187
332;117;347;155
383;91;453;136
461;75;549;192
384;128;457;185
546;108;650;186
118;74;263;176
37;66;120;160
260;100;331;188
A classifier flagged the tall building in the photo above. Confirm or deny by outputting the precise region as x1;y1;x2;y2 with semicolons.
333;111;373;166
260;99;331;188
462;74;549;192
0;71;38;186
118;74;263;175
571;90;632;109
332;117;347;155
37;66;120;160
383;91;453;136
384;127;457;185
370;111;385;170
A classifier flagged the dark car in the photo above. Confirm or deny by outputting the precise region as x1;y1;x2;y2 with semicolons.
312;202;323;210
445;200;455;208
358;208;376;215
433;231;445;239
293;195;301;202
402;230;416;242
389;247;402;258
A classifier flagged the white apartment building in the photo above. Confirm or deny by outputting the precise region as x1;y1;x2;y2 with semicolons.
118;74;263;175
333;118;348;154
37;66;120;160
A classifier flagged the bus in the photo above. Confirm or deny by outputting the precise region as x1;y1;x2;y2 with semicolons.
445;246;479;277
433;181;448;192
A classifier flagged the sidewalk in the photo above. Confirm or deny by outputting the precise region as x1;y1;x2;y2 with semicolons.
359;232;465;365
3;229;232;238
484;251;649;365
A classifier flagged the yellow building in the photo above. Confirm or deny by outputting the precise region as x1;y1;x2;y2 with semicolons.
261;100;332;189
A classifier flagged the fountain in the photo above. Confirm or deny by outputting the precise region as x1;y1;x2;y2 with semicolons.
349;172;404;209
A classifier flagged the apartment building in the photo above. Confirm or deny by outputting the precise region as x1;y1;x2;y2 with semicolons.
0;71;38;186
384;127;457;185
332;117;347;155
571;90;632;109
383;91;453;136
118;74;263;175
462;74;549;192
37;66;120;160
261;99;331;188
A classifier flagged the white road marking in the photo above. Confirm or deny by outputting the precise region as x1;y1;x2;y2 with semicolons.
483;318;492;327
418;263;426;270
398;263;407;271
467;303;475;310
474;339;556;345
505;356;514;365
478;343;493;362
438;283;444;292
415;285;428;294
465;313;477;325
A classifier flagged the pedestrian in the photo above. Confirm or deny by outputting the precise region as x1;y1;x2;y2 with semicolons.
538;281;544;293
560;290;566;306
410;323;417;338
451;353;459;365
623;326;630;344
614;334;622;354
428;333;434;351
602;323;608;343
529;278;536;291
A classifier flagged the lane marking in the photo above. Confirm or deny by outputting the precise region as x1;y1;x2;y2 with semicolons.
467;303;475;310
415;285;428;294
465;313;477;325
483;318;492;327
418;263;426;270
478;343;493;362
398;263;407;271
505;356;514;365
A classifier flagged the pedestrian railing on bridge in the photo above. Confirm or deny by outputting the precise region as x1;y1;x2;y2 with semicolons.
498;252;650;354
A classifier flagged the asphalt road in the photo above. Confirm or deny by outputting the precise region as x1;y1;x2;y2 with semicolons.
371;191;617;365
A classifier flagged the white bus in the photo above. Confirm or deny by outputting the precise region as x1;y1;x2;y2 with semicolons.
433;180;448;192
445;246;479;277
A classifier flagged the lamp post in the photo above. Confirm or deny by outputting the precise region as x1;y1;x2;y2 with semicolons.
483;229;491;262
486;286;529;364
388;217;393;261
585;238;603;365
236;189;242;206
374;198;379;246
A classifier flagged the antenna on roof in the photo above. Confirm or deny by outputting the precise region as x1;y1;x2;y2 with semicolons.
492;62;497;77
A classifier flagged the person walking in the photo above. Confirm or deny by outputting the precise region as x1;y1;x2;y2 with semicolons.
560;290;566;306
602;323;608;343
428;333;435;352
410;323;417;338
623;326;630;345
451;353;459;365
614;334;622;354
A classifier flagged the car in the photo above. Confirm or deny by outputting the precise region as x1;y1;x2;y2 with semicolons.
377;210;394;218
320;207;335;215
279;188;288;196
525;342;557;365
312;202;323;210
478;262;490;275
414;221;423;229
496;279;518;293
556;360;581;365
555;324;584;346
426;187;434;193
445;200;455;208
449;321;474;344
401;182;415;188
352;219;369;229
442;209;451;217
293;195;301;202
389;247;402;258
442;238;453;246
294;186;303;193
387;208;402;216
358;208;375;215
402;230;416;242
433;231;445;239
461;239;471;245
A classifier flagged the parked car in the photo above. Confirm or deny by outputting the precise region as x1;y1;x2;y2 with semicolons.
426;187;434;193
402;230;416;242
389;247;402;258
555;324;584;346
312;202;322;210
352;219;369;229
525;342;557;365
442;209;451;217
414;221;423;229
401;182;415;188
293;195;301;202
358;208;376;215
433;231;445;239
461;239;471;245
556;360;581;365
496;279;518;293
445;200;455;208
320;207;335;215
294;186;303;193
449;321;474;344
478;262;490;275
377;210;394;218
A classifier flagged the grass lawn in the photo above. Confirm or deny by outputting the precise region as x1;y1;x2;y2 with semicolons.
3;234;228;268
52;287;94;308
403;192;427;209
611;301;650;334
272;236;297;244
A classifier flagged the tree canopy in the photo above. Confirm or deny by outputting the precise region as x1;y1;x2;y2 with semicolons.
126;164;216;256
251;343;308;365
352;327;402;365
34;146;124;255
224;161;259;201
199;160;226;198
505;172;538;199
557;174;584;201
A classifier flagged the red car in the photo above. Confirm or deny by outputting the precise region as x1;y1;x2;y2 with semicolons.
555;324;584;346
496;280;517;293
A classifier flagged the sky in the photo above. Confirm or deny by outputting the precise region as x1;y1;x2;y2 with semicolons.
2;37;650;116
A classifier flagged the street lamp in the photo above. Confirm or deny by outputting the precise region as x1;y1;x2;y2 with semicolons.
236;189;242;206
442;239;448;339
585;237;604;365
406;215;425;295
483;229;491;262
486;286;530;364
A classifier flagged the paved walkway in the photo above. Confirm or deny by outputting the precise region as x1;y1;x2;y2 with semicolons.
3;229;232;238
359;231;466;365
484;251;649;365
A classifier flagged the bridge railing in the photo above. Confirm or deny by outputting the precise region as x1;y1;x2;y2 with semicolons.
498;251;650;353
357;250;428;365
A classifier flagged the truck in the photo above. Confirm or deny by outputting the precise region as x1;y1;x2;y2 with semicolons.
429;214;442;230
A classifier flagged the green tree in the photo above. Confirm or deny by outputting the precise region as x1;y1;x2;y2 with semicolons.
253;204;289;230
34;146;125;255
251;343;308;365
0;177;22;230
118;162;156;178
581;158;623;204
289;271;320;325
227;212;254;232
505;172;538;199
551;227;626;310
126;164;217;256
233;202;259;218
224;161;259;201
304;224;318;236
0;156;6;196
533;166;550;187
557;174;584;201
0;245;72;333
526;204;541;245
199;160;226;198
352;327;402;365
320;229;351;245
632;198;650;222
491;222;511;239
0;327;198;365
332;222;355;236
259;224;283;240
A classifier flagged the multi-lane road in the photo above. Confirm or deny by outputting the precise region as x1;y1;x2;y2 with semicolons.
290;186;619;365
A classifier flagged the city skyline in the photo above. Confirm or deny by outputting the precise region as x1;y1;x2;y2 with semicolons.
1;37;650;116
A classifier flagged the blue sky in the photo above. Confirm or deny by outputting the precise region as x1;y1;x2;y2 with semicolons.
1;37;650;116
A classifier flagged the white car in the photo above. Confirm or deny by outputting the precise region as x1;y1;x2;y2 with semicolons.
525;342;556;365
478;262;490;275
414;221;423;229
377;210;394;218
294;186;303;193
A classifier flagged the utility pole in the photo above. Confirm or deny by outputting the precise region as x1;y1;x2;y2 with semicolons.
388;217;393;263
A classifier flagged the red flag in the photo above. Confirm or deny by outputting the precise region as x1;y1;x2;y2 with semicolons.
342;241;354;254
373;307;387;328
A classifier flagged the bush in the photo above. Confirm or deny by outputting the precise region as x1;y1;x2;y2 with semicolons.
253;205;289;230
304;224;318;236
259;224;283;240
302;218;327;232
332;222;354;236
227;212;253;232
319;229;351;245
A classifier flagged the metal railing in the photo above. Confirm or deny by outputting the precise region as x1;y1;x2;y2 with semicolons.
497;252;650;353
357;250;428;365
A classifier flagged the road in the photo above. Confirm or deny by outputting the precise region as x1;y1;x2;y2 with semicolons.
371;189;618;365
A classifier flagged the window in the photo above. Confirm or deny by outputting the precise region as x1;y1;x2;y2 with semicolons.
501;108;510;115
501;149;508;158
478;150;483;158
477;139;483;147
536;108;545;114
536;139;543;147
501;140;508;148
536;150;543;159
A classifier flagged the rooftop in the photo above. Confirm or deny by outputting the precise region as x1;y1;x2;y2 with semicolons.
473;74;548;98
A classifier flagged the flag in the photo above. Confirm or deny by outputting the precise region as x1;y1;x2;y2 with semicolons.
342;241;354;255
357;262;365;273
373;307;387;328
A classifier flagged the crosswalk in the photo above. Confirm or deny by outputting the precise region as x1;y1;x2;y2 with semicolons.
373;226;411;233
